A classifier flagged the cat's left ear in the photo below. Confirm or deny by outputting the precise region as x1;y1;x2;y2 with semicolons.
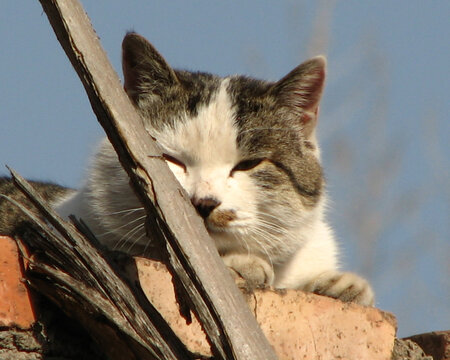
272;56;326;139
122;32;179;102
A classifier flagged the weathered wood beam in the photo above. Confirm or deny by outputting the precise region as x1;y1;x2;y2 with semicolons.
37;1;277;359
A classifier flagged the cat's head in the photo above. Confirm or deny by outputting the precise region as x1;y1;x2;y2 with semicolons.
122;33;326;263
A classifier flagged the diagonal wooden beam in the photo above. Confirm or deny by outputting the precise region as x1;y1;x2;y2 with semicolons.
37;1;277;359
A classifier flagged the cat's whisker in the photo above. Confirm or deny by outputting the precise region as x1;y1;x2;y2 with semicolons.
230;227;252;257
142;234;154;255
239;208;287;227
254;217;290;236
105;207;145;216
114;223;146;251
96;214;147;237
256;219;287;234
256;207;311;230
250;226;279;248
245;228;275;272
126;231;148;253
233;209;290;250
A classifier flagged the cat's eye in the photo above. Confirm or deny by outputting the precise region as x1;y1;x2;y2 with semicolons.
162;153;186;172
231;158;264;174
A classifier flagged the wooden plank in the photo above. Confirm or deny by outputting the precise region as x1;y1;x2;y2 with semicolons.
37;1;277;359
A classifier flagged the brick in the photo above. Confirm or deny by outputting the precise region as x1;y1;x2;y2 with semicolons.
0;236;35;329
0;235;400;359
135;257;397;360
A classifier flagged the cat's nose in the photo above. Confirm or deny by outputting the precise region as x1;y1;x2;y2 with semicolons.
192;197;221;219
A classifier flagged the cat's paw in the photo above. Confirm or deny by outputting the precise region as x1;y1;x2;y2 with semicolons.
303;271;375;306
222;253;274;289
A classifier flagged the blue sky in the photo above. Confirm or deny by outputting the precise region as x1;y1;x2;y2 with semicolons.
1;1;448;337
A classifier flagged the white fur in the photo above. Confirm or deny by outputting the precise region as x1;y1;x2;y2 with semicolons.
273;215;339;288
55;78;341;290
153;80;262;253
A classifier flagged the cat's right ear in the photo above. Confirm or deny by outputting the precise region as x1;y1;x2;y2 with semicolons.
122;32;179;102
272;56;326;140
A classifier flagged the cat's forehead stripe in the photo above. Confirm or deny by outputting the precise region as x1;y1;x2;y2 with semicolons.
176;70;221;116
156;78;239;166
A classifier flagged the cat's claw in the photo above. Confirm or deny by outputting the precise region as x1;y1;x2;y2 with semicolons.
222;253;274;289
303;271;375;306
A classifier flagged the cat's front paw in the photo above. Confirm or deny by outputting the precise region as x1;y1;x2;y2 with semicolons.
304;271;375;306
222;253;274;289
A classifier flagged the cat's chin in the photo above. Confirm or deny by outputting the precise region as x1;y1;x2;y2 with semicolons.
204;222;229;234
205;222;252;250
205;219;247;235
207;229;244;255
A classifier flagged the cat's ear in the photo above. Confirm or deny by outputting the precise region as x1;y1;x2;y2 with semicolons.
272;56;326;139
122;32;179;102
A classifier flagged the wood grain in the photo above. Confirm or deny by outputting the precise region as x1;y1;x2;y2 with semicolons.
35;1;277;359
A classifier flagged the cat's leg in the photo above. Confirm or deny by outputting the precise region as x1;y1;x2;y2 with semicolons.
222;253;274;288
301;270;375;306
273;222;375;306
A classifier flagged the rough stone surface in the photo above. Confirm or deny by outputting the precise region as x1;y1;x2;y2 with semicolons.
391;339;433;360
0;236;35;329
135;257;397;360
0;329;42;360
406;331;450;360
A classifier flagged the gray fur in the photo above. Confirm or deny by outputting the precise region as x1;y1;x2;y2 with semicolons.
0;177;73;236
123;33;221;130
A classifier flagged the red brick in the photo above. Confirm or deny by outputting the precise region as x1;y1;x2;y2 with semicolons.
0;236;36;329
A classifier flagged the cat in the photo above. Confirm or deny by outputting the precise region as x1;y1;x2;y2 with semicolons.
0;32;374;306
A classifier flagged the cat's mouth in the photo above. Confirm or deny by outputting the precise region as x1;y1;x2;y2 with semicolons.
204;209;237;232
